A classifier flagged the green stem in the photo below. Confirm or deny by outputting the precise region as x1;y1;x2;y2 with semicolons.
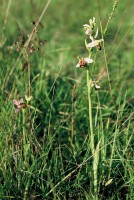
27;63;31;130
87;69;98;199
22;109;29;163
103;1;118;36
22;110;26;159
87;69;94;154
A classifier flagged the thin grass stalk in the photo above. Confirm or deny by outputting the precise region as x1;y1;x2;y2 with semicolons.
22;109;30;164
24;166;33;200
103;1;118;36
22;110;26;160
71;84;76;144
27;63;31;129
2;0;12;35
98;12;112;96
28;63;31;98
97;92;106;160
4;0;51;88
108;119;119;179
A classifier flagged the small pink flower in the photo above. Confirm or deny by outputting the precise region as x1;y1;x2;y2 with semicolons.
13;98;26;113
76;57;93;68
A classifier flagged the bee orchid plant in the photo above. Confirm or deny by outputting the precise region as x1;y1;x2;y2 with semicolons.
76;17;104;198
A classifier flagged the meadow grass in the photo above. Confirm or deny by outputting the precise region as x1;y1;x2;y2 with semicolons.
0;0;134;199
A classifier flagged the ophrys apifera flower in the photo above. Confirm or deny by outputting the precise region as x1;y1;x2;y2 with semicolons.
87;35;103;50
13;98;26;113
76;57;93;68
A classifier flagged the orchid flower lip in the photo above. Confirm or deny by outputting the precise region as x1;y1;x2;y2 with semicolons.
76;57;93;68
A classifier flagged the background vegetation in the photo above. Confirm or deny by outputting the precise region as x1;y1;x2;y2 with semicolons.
0;0;134;199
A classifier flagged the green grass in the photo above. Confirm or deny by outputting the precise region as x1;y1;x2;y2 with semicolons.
0;0;134;199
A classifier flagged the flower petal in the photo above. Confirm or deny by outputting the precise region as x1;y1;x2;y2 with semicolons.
95;84;100;90
89;35;94;41
13;99;19;106
19;98;24;104
85;29;93;36
83;24;90;28
87;41;97;48
89;19;93;25
84;58;93;64
94;28;98;38
76;63;80;68
25;95;32;102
